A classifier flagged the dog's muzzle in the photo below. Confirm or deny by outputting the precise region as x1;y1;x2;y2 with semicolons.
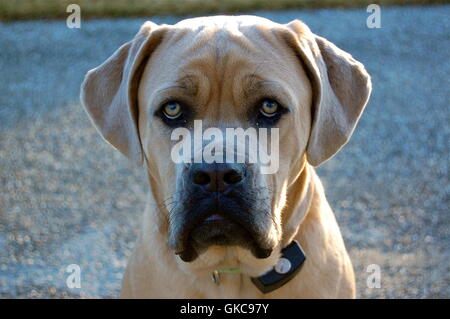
168;163;275;262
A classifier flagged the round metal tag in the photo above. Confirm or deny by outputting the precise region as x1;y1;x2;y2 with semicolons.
274;257;292;274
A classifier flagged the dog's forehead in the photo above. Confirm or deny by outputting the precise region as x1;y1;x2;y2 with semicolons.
145;16;296;95
151;15;291;82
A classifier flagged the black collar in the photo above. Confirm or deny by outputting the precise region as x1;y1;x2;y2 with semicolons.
251;240;307;294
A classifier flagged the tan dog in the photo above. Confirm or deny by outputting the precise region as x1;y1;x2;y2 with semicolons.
81;16;371;298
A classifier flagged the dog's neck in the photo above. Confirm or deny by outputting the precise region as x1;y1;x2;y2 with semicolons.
281;162;315;248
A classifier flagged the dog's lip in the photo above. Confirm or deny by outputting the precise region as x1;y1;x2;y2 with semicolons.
174;212;273;262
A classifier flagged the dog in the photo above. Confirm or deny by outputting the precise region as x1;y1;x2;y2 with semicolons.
80;15;371;298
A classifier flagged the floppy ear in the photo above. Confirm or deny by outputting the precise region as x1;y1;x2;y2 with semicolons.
284;20;372;166
80;21;164;165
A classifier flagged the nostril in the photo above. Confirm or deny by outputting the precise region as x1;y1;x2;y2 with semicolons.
193;171;211;185
223;169;243;184
192;166;245;192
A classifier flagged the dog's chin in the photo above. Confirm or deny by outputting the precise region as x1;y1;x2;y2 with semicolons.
176;215;273;263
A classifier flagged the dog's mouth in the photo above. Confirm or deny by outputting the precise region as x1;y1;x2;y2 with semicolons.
173;209;274;262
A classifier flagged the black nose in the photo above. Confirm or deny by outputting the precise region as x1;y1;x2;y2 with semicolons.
191;163;245;192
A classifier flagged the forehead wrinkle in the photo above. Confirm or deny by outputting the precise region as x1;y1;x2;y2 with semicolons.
242;77;297;111
243;78;284;96
175;75;198;95
175;23;258;64
154;80;196;98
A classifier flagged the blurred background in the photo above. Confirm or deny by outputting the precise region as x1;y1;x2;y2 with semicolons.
0;0;448;298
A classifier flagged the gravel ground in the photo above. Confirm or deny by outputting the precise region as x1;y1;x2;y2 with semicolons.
0;6;449;298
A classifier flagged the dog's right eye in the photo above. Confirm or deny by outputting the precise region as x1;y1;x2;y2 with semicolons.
156;101;189;127
162;102;182;119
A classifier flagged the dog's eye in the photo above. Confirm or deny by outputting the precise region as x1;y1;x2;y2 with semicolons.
256;99;287;127
259;100;279;118
162;102;183;119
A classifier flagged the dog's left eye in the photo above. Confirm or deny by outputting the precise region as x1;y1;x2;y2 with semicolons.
256;99;287;126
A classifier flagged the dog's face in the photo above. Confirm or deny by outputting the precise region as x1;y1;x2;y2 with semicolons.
138;17;312;266
81;16;371;276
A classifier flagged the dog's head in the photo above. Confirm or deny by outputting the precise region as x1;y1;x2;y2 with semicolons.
81;16;371;276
